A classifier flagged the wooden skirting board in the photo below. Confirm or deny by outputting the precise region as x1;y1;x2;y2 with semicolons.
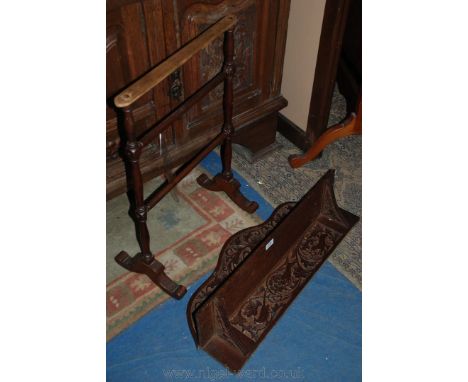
187;170;359;372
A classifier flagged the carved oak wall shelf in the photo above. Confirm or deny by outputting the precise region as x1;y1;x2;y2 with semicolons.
187;169;359;372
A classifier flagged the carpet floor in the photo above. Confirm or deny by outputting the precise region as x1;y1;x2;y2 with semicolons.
107;154;362;381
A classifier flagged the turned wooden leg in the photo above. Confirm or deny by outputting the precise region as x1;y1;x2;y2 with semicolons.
289;98;362;168
197;28;258;214
117;108;187;300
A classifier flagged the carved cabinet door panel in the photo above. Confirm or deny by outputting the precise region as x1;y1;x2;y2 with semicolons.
171;0;289;145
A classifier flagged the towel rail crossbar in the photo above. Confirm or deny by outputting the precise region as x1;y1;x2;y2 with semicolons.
138;72;225;147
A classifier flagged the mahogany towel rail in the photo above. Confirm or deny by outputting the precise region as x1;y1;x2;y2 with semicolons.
113;15;258;300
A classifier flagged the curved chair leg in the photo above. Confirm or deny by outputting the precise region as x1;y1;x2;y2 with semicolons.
289;99;362;169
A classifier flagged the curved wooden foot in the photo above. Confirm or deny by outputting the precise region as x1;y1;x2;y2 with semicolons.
115;251;187;300
197;173;259;214
289;112;361;168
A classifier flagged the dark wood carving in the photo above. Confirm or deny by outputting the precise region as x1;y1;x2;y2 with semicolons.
187;170;359;372
114;16;258;300
199;5;255;108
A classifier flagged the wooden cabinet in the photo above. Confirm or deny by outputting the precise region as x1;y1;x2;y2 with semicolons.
106;0;290;199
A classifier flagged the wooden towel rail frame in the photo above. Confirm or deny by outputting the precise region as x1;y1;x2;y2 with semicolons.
288;97;362;168
113;15;258;300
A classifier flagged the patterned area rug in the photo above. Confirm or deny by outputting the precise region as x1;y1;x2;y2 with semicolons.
106;168;261;340
231;89;362;289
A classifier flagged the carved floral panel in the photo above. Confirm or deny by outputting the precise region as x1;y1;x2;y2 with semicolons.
198;4;255;109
